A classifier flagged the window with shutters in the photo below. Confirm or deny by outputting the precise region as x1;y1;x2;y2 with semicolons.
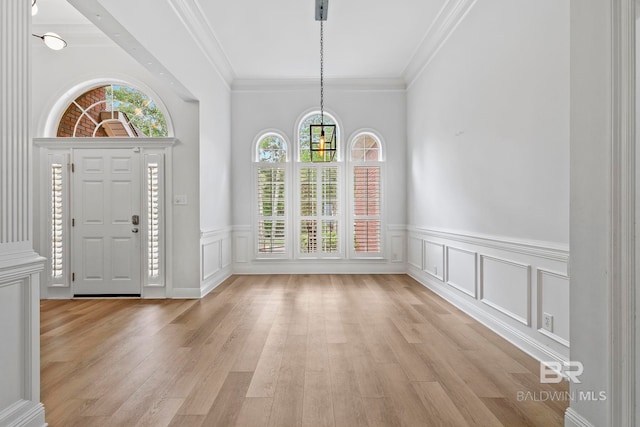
51;164;64;278
350;133;383;257
147;163;160;278
297;112;342;258
255;133;288;257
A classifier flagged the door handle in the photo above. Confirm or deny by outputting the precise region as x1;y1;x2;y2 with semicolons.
132;215;140;225
132;228;139;233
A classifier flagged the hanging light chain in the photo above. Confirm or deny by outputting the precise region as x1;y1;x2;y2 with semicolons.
320;18;324;125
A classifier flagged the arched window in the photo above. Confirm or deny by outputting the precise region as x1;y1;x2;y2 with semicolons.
297;112;342;257
255;133;288;256
350;132;383;256
57;84;168;137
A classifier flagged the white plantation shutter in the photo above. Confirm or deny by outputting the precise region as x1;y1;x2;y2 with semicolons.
257;167;286;254
255;133;288;257
321;167;339;253
51;164;64;278
351;133;383;256
147;163;160;278
353;166;381;253
299;167;317;253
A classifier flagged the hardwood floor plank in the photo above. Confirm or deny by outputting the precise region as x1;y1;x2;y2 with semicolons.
134;398;184;427
302;370;335;427
361;397;402;427
412;382;470;427
41;274;568;427
267;334;307;427
234;398;273;427
245;321;289;398
200;372;253;427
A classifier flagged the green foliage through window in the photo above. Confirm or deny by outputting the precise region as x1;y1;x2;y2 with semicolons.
105;85;168;137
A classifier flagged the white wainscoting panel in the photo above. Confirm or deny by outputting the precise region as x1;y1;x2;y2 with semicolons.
407;226;569;364
537;269;570;347
0;279;25;409
445;246;477;298
202;241;221;280
480;255;531;326
407;236;423;269
197;227;232;298
423;241;444;280
233;226;251;264
0;256;46;427
389;233;405;263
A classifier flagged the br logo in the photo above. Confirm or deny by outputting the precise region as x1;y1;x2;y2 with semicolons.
540;361;584;384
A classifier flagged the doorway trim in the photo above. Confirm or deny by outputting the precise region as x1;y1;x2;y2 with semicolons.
34;137;176;299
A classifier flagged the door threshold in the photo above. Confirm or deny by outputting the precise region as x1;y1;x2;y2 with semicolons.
73;294;141;298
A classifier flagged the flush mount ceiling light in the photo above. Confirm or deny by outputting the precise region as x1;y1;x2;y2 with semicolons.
32;32;68;50
31;0;38;16
309;0;336;162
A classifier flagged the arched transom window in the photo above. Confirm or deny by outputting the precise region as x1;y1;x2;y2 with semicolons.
57;84;168;138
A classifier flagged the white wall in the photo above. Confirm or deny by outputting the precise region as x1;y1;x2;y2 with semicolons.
406;0;571;364
230;82;407;271
31;40;203;295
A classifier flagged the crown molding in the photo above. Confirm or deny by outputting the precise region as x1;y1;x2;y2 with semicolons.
231;78;406;93
402;0;478;88
167;0;236;86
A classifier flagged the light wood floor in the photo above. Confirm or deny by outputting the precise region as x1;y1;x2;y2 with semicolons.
41;274;568;427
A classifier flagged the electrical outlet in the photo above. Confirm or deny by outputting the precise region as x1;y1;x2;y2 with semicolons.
542;312;554;332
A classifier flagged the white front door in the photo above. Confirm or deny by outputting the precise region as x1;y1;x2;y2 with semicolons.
72;148;141;295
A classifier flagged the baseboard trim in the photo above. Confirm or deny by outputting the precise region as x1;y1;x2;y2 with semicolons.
564;408;595;427
233;261;406;275
200;267;232;298
173;266;231;299
408;266;567;365
0;401;46;427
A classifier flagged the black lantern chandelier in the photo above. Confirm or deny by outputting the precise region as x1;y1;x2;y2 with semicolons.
310;0;336;162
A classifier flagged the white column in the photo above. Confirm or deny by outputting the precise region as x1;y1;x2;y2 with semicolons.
0;0;46;426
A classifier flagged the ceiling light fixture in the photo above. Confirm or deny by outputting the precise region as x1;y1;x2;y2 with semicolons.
310;0;336;162
31;0;38;16
32;32;68;50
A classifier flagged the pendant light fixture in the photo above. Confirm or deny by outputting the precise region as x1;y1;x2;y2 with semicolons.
31;0;67;50
32;32;67;50
310;0;336;162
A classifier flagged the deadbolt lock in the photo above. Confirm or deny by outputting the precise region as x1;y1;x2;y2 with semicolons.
132;215;140;225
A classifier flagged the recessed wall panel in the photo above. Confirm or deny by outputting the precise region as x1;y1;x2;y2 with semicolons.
481;255;531;325
423;241;444;280
446;247;477;297
407;236;422;268
203;241;221;280
0;280;24;408
538;269;569;346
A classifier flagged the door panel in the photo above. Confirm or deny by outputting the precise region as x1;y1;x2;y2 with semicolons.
73;149;141;295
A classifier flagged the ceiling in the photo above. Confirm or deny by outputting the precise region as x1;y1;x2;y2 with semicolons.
33;0;454;83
